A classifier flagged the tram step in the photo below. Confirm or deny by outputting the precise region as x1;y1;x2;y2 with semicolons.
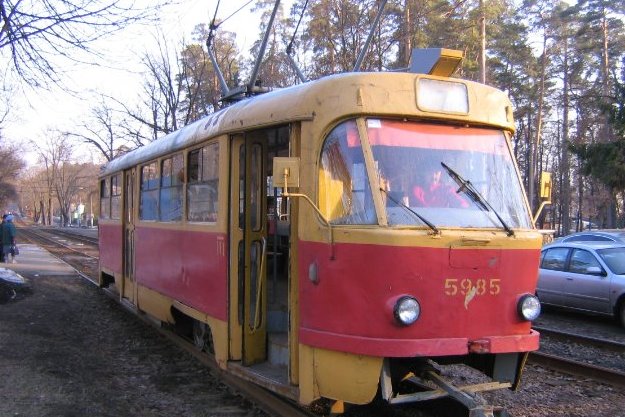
268;332;288;367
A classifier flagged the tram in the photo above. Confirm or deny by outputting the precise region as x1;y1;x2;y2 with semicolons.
98;49;542;414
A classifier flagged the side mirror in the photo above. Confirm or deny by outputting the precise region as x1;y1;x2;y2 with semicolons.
272;157;300;189
272;156;334;259
586;266;606;276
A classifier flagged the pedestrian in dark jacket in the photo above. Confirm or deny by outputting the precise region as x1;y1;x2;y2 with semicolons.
1;214;16;263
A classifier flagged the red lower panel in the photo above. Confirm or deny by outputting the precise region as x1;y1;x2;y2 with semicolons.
99;222;123;275
298;240;540;357
135;227;228;321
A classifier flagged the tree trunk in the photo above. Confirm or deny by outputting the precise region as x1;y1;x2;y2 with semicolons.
561;37;571;235
399;0;412;67
599;7;617;227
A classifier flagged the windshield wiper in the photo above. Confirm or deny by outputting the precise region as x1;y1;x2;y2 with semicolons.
440;162;515;237
380;188;440;235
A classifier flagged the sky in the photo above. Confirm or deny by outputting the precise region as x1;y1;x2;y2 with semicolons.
3;1;289;166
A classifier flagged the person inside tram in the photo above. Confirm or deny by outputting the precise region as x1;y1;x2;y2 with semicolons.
411;168;469;209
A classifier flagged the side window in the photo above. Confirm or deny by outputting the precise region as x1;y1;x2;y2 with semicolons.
540;247;569;271
187;143;220;222
140;162;159;220
110;174;122;220
569;249;602;274
100;178;110;219
159;154;184;221
319;120;376;225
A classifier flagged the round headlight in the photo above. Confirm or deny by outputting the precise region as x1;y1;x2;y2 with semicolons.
394;296;420;326
518;294;541;321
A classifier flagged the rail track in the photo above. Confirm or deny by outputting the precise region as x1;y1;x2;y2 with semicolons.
533;325;625;353
17;226;99;281
529;325;625;389
529;351;625;389
46;227;99;246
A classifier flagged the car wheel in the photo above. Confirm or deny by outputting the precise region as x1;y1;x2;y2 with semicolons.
619;301;625;328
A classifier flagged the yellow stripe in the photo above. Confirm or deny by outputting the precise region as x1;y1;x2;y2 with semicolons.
305;227;543;249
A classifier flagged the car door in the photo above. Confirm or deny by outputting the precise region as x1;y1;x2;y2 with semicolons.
562;248;611;314
537;247;570;306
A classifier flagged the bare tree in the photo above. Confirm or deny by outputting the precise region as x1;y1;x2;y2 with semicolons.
65;94;131;162
118;29;241;144
0;0;166;87
113;33;187;144
32;132;82;226
0;140;25;208
18;167;49;223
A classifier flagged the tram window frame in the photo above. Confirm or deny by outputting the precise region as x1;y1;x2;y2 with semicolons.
318;119;377;225
187;142;220;223
100;177;110;219
159;153;184;222
110;173;122;220
139;161;159;221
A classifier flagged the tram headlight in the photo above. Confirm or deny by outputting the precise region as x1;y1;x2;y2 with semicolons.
394;296;421;326
517;294;541;321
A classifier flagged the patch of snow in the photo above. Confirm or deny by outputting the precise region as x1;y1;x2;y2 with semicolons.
0;268;26;285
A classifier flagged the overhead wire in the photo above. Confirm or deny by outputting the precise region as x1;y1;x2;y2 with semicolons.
207;0;254;47
214;0;254;29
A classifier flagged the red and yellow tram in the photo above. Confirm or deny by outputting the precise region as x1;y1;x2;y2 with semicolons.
99;50;542;413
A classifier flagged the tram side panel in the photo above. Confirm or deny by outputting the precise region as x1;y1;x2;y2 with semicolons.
99;220;123;285
133;226;229;322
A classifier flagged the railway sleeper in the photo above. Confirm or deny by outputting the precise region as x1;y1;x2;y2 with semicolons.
380;359;511;417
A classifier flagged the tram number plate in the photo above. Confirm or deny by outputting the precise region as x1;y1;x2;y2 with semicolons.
444;278;501;297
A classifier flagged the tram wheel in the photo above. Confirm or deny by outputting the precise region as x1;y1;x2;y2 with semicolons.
192;321;214;353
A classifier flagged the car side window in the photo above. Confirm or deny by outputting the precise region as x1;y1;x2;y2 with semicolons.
569;249;602;274
540;248;569;271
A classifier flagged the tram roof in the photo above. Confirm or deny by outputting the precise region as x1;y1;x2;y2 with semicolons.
100;71;515;176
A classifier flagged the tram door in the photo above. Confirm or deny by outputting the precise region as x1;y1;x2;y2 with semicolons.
122;169;136;303
230;134;268;366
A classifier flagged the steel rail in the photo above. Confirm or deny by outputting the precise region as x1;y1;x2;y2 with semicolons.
529;351;625;389
47;228;99;246
533;325;625;352
19;227;99;261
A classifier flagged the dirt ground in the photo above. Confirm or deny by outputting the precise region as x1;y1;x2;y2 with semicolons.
0;263;264;417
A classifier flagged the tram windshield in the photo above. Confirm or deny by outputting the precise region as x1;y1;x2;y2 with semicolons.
318;118;532;229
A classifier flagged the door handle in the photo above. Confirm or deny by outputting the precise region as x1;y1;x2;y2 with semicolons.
251;237;267;333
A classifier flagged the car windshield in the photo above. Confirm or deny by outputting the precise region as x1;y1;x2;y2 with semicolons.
367;119;532;228
597;247;625;274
